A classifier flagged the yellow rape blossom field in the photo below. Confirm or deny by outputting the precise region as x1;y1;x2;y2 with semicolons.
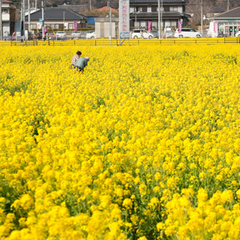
1;44;240;240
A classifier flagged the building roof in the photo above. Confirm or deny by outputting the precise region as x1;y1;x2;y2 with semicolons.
3;0;17;6
57;4;88;12
214;6;240;19
95;6;118;13
3;0;14;3
25;7;89;21
210;7;226;13
130;11;188;19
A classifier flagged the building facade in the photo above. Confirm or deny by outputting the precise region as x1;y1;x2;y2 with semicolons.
130;0;189;30
25;7;88;31
211;7;240;37
1;0;17;36
95;17;118;38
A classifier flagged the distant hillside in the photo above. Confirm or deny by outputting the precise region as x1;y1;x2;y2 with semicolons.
11;0;240;13
11;0;119;9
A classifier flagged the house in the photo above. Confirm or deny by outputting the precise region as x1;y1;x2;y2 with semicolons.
130;0;189;30
95;6;119;14
209;7;240;37
25;7;89;31
1;0;17;36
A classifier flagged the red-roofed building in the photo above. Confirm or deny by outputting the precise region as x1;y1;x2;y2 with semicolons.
96;6;118;14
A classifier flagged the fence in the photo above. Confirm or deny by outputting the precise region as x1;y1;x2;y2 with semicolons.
0;37;240;47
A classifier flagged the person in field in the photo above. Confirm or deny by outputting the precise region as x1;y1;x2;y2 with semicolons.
70;51;82;68
74;56;90;73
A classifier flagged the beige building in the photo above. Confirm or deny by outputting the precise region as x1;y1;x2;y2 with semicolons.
95;17;119;38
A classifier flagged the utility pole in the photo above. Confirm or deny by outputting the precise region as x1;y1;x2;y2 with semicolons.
63;10;65;29
160;0;163;38
28;0;30;39
42;0;44;41
23;0;25;38
0;0;3;41
158;0;161;38
227;0;229;11
89;0;91;11
107;1;112;45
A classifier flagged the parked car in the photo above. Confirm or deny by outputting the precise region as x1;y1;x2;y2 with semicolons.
163;28;174;38
132;29;154;39
174;28;202;38
150;30;159;38
71;31;81;39
56;31;66;39
86;31;96;39
3;36;25;41
235;31;240;37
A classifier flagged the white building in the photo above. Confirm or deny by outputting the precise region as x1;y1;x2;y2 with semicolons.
95;17;118;38
209;7;240;37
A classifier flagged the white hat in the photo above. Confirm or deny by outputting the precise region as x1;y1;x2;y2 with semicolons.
85;56;90;61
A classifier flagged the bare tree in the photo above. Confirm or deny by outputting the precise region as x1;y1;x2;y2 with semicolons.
186;0;217;28
215;0;240;10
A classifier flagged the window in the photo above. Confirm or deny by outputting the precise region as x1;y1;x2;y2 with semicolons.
156;7;164;11
165;21;170;27
147;7;151;12
170;6;178;12
55;24;59;29
152;7;157;12
69;23;74;29
135;7;142;12
170;6;183;13
152;21;157;28
31;23;37;29
130;7;134;13
170;21;176;27
142;7;147;12
164;6;170;12
140;21;146;27
2;9;9;14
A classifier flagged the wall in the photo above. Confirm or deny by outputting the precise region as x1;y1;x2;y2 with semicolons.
95;17;119;38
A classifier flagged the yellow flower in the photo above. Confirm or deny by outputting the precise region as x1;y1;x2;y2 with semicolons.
122;198;132;209
197;188;208;204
